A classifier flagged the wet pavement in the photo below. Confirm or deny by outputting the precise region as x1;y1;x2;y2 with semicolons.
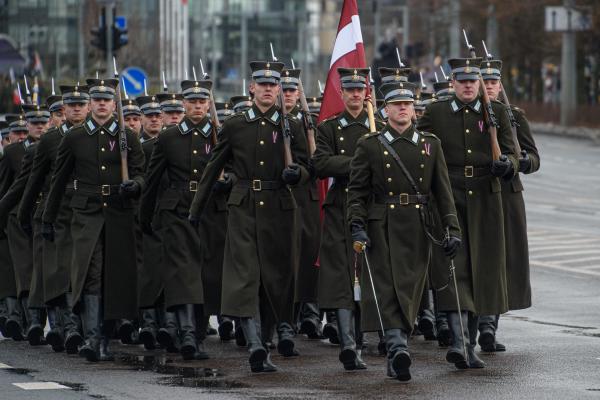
1;134;599;399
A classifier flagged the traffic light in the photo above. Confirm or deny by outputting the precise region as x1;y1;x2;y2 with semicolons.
112;24;128;51
90;25;107;52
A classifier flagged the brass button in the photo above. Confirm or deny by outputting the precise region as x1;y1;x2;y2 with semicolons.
101;166;106;171
421;150;425;155
467;149;472;154
386;163;391;168
465;129;470;133
420;164;424;168
340;149;345;154
465;109;469;114
389;204;395;209
339;137;344;141
261;121;266;126
259;161;264;166
193;131;198;136
419;177;423;182
421;138;425;143
100;130;105;135
388;191;394;196
384;151;389;155
193;169;198;173
344;188;348;193
468;190;473;195
259;201;264;206
103;202;107;207
415;204;420;209
101;147;105;152
193;150;198;154
259;140;264;145
337;126;341;130
387;177;392;182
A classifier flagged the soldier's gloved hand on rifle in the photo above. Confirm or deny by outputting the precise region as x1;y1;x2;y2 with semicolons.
212;173;233;194
490;154;514;178
282;164;301;185
518;150;531;173
119;180;141;199
41;222;55;242
351;222;370;252
442;233;461;259
20;219;33;237
188;213;200;228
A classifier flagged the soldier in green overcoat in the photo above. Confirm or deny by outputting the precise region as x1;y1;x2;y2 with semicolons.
313;67;383;371
189;61;310;373
417;57;518;369
18;85;89;354
348;81;461;381
477;59;540;352
42;78;145;362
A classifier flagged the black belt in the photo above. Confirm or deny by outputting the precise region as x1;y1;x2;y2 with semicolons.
448;165;490;178
170;180;199;192
236;179;283;191
73;181;121;196
375;193;429;205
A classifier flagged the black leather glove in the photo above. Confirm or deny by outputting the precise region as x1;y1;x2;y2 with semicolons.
282;164;301;185
490;154;514;178
442;234;461;259
188;213;200;228
141;220;153;235
212;174;233;194
20;219;33;237
41;222;55;242
518;150;531;173
351;222;370;250
119;180;141;199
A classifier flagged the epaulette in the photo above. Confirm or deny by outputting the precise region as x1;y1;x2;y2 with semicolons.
363;131;380;140
419;130;440;141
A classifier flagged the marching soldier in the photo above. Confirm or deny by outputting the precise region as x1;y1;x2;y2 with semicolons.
18;85;90;354
122;98;142;136
313;67;383;370
188;60;310;372
0;105;50;346
46;94;65;128
417;57;518;369
477;59;540;352
0;114;30;342
433;80;454;100
414;91;434;119
42;77;145;362
140;79;217;361
157;92;185;127
214;101;234;123
230;94;253;114
281;68;322;341
348;80;461;381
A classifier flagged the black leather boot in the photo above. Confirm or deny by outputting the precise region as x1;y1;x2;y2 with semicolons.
217;315;234;341
323;311;339;344
157;309;179;353
22;297;45;346
277;321;299;357
336;309;366;371
62;295;84;354
385;328;411;381
139;308;158;350
193;309;209;360
446;311;469;369
78;295;102;362
233;317;246;347
4;297;24;341
239;316;276;373
46;307;65;352
118;319;136;344
436;310;451;347
467;314;485;368
99;320;115;361
478;314;505;352
299;303;322;339
0;299;7;336
176;304;198;360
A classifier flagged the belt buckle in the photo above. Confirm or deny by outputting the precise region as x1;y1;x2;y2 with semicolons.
101;185;111;196
252;179;262;191
189;180;198;192
465;166;474;178
399;193;409;205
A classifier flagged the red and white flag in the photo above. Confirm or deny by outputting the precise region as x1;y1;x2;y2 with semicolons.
317;0;367;123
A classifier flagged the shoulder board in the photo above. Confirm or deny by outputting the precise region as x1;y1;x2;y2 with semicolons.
363;132;380;140
418;130;440;140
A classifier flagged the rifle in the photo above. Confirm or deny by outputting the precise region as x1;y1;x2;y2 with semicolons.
462;30;501;161
23;75;32;104
365;68;377;134
482;40;522;155
269;43;293;167
113;57;130;182
290;58;317;156
32;77;39;105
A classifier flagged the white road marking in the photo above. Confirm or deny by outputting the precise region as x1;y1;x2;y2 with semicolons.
0;363;13;369
12;382;70;390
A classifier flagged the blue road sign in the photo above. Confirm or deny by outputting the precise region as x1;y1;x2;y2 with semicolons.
115;16;127;30
121;66;147;97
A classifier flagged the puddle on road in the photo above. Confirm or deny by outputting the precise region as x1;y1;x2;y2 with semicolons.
1;367;37;375
114;353;247;390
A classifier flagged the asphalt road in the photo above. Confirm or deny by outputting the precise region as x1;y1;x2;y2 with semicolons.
1;133;599;400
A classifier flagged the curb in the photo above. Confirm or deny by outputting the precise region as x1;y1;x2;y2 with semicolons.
530;122;600;144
